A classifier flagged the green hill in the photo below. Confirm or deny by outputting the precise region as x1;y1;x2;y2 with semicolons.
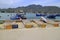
0;4;60;13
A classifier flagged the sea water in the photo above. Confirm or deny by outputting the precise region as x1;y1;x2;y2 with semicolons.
0;13;60;20
0;13;16;20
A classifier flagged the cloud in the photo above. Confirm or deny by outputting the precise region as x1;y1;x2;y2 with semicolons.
0;0;22;8
41;0;60;6
0;0;21;5
0;0;60;8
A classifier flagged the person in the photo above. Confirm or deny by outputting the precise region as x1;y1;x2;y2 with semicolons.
40;16;47;23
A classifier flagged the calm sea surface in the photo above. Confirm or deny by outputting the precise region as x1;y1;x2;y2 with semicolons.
0;13;60;20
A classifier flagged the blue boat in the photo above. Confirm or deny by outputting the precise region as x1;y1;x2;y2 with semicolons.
36;13;46;16
47;14;56;19
10;13;27;20
56;14;60;16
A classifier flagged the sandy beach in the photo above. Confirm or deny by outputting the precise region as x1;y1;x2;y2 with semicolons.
0;19;60;40
0;19;60;29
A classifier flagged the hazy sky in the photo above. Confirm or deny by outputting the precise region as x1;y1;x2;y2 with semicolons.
0;0;60;8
